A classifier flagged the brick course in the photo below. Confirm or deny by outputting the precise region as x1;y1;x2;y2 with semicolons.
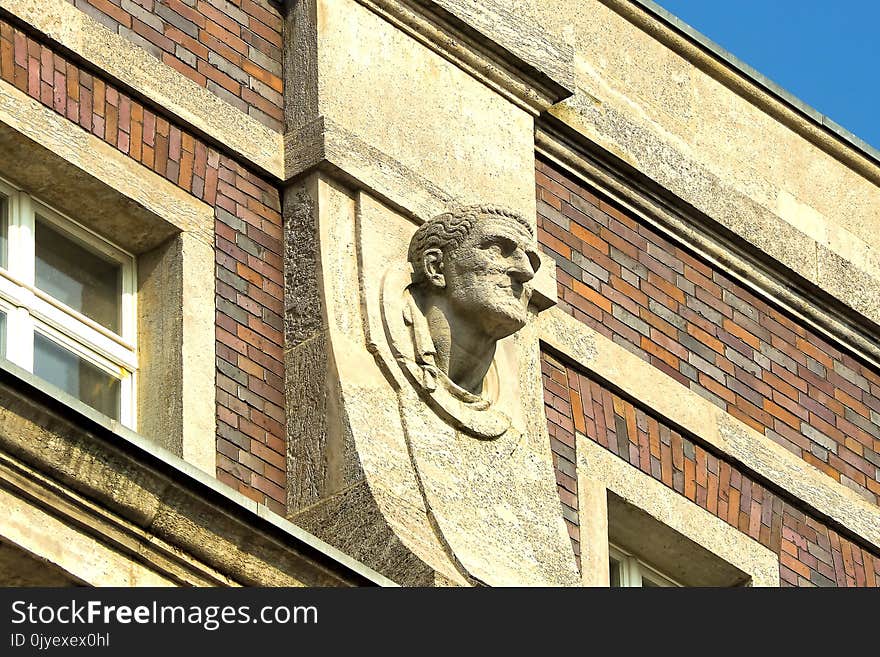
64;0;284;131
537;157;880;505
545;354;580;565
543;351;880;587
0;20;286;512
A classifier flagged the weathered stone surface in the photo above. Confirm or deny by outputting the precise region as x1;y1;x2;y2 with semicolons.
429;0;575;92
523;0;880;328
0;0;284;176
577;438;779;587
285;0;537;221
0;366;380;586
286;334;330;511
541;306;880;553
399;391;579;585
138;234;216;475
0;540;81;586
284;178;324;347
292;480;444;587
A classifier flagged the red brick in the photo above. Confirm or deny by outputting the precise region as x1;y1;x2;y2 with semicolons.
88;0;133;27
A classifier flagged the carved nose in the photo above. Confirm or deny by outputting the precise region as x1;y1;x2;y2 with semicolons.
508;249;536;284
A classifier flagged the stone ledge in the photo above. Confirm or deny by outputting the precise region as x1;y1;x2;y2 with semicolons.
577;437;780;587
540;306;880;554
0;77;213;251
0;0;284;178
284;116;454;221
0;358;394;587
536;121;880;372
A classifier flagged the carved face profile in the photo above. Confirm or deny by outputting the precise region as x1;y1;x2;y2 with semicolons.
438;215;540;338
406;206;540;398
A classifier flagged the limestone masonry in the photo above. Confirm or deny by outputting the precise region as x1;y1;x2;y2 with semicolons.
0;0;877;587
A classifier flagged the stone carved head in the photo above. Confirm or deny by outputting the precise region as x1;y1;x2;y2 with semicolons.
406;205;541;396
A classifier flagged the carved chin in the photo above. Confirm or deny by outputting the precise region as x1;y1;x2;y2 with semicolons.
485;300;529;337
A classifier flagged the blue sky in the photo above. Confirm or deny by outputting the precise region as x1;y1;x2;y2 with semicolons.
654;0;880;151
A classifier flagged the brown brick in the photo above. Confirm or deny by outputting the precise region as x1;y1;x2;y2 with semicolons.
202;21;248;55
162;51;207;86
89;0;133;27
795;337;834;368
684;458;696;501
569;221;608;254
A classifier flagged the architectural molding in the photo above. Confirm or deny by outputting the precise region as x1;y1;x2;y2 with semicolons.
283;0;574;115
0;77;213;247
536;120;880;373
624;0;880;184
610;0;880;188
577;437;780;587
0;452;223;586
355;0;573;114
0;77;216;474
0;0;284;178
0;360;394;587
285;116;453;221
576;474;609;586
540;306;880;554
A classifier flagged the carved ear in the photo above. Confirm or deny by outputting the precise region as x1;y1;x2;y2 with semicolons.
422;248;446;288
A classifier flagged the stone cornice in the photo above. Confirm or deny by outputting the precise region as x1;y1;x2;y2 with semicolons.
356;0;574;114
607;0;880;188
0;360;393;587
292;0;574;115
536;118;880;374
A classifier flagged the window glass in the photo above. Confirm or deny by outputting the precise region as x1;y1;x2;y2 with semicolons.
34;332;120;419
609;557;622;587
35;216;121;333
0;182;135;426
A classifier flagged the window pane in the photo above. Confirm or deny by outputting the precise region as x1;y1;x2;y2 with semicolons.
641;576;662;587
35;217;121;333
34;333;120;419
0;310;5;358
0;195;7;269
609;558;621;587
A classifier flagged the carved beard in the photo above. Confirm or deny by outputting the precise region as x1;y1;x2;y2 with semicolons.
446;268;531;341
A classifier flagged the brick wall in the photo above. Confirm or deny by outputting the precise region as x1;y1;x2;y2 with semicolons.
536;157;880;505
544;355;579;566
64;0;283;131
543;351;880;587
0;19;287;513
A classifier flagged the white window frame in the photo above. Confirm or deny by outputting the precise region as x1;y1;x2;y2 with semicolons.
609;544;681;587
0;176;137;427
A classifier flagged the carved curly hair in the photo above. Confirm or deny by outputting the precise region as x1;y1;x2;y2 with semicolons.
407;205;533;285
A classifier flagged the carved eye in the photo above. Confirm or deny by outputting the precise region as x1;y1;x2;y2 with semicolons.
481;236;517;256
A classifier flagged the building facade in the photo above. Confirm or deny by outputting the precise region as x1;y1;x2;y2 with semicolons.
0;0;878;586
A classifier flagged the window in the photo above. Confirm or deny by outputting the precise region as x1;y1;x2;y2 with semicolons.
0;177;136;426
609;544;681;587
